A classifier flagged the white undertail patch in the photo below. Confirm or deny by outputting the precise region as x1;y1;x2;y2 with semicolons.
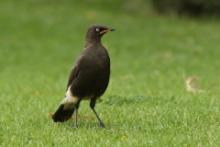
61;87;78;109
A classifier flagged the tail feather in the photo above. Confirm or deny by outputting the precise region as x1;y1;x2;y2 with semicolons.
52;104;75;122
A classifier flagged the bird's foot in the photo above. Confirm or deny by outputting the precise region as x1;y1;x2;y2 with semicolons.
73;125;78;128
99;122;105;128
72;123;78;128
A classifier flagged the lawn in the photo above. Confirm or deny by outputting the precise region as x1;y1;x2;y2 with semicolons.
0;0;220;146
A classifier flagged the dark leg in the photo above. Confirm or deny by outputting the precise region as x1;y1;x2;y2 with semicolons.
74;99;81;128
74;108;78;128
90;99;105;128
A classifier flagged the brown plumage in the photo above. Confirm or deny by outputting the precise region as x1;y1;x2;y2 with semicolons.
52;25;114;127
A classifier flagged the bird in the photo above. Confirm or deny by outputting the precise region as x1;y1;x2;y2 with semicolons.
51;25;114;128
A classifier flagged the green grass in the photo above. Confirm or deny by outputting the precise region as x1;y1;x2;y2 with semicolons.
1;0;220;146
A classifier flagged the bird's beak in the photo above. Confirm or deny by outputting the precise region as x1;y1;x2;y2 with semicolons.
100;28;115;35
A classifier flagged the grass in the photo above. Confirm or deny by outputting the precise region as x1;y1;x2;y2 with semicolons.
0;0;220;146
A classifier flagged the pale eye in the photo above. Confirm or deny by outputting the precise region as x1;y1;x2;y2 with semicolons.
95;28;100;32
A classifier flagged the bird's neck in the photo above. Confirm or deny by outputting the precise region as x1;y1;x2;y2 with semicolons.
85;38;102;48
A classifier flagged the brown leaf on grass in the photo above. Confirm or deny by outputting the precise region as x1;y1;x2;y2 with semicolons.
185;76;204;94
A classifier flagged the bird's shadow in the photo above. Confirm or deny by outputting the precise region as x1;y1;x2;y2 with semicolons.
63;121;111;130
103;94;178;106
103;95;152;106
53;114;122;130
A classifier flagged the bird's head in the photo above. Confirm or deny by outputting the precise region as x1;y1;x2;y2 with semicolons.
86;25;114;44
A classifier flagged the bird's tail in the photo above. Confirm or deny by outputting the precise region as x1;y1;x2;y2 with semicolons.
52;103;75;122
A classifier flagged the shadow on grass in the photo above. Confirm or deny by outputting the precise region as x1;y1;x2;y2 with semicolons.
52;117;123;131
103;95;153;106
103;94;178;106
59;121;108;130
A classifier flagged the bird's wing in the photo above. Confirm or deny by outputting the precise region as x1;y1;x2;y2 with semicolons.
66;56;84;90
66;65;79;90
66;54;91;90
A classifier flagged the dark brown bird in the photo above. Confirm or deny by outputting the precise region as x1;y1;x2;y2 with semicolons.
52;25;114;127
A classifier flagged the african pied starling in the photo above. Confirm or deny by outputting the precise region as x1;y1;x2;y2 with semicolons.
52;25;114;128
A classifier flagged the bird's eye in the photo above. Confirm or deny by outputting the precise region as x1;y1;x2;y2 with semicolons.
95;28;100;32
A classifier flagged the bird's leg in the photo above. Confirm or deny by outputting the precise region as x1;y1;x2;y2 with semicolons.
73;99;81;128
92;108;105;128
90;99;105;128
74;107;78;128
